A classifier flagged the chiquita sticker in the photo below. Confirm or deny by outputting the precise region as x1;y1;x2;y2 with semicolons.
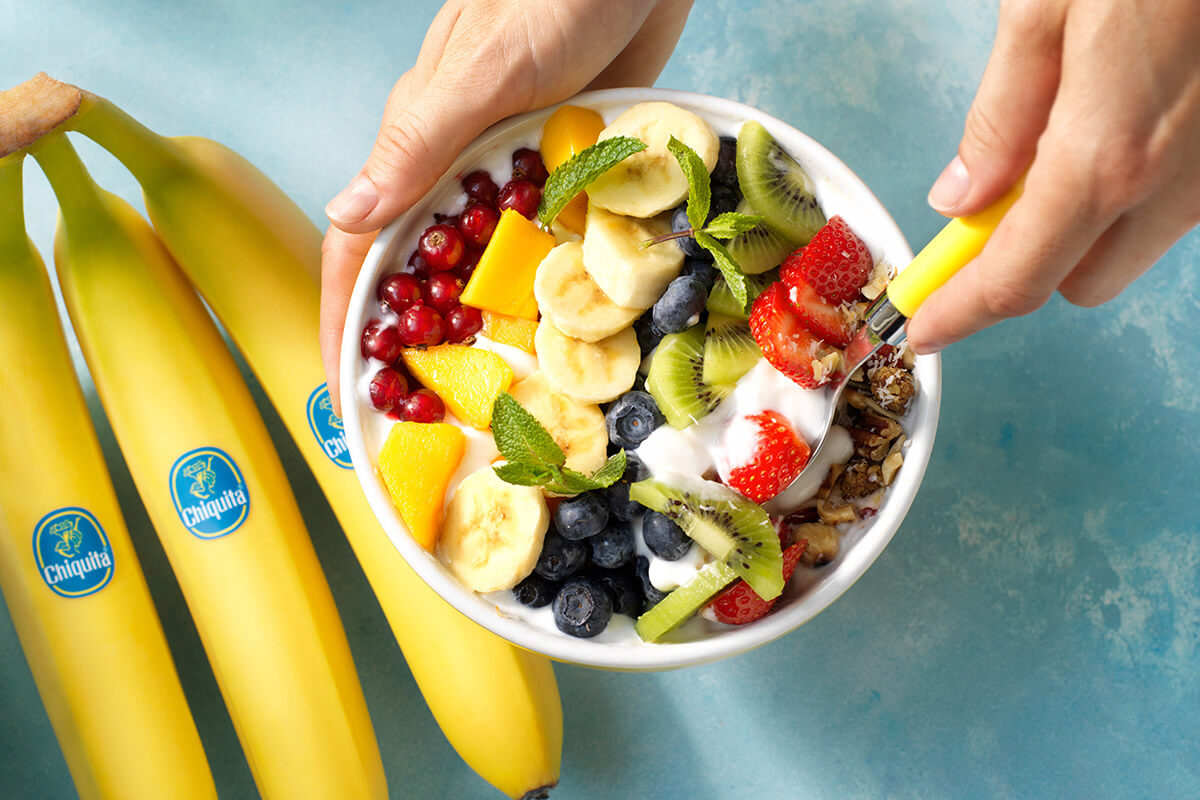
33;507;115;598
169;447;250;539
307;384;353;469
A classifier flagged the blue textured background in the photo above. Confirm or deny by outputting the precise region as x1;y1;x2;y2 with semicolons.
3;1;1199;798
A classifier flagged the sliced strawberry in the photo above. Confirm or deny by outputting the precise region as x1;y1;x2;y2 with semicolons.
785;272;852;348
707;541;808;625
726;410;812;503
749;282;828;389
781;216;872;305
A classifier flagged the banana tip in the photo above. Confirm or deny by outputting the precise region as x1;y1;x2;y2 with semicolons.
0;73;84;158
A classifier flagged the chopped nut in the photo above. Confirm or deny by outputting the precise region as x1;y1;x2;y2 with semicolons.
839;459;883;498
817;498;858;525
869;365;916;413
793;523;841;567
848;427;890;461
811;351;843;384
860;259;893;301
881;451;904;486
818;462;845;500
859;410;904;442
901;346;916;370
844;387;903;421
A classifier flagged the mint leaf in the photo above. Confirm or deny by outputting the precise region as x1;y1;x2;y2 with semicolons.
491;393;564;467
667;136;710;230
538;136;647;226
695;232;749;308
589;450;628;487
703;212;763;240
492;462;554;487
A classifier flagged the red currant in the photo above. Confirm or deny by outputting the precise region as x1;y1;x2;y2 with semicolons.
497;179;540;220
512;148;549;187
434;211;460;229
406;250;433;278
377;273;422;313
361;322;403;363
457;203;500;248
368;367;409;411
397;304;446;347
455;247;483;283
462;170;499;206
421;272;463;315
400;389;445;423
418;223;466;271
444;304;484;343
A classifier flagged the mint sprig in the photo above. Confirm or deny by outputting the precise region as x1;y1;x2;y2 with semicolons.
491;393;627;494
537;135;647;226
667;136;711;230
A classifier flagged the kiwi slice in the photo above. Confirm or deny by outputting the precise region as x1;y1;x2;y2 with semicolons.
703;313;760;386
725;198;796;275
646;324;731;429
634;560;738;642
706;273;769;319
736;120;826;245
630;477;784;601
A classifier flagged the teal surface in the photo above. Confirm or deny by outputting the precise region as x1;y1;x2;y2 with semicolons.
3;2;1199;798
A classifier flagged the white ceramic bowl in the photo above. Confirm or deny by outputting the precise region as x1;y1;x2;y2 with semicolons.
341;87;940;671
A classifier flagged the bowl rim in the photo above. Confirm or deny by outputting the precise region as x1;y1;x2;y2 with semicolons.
341;86;940;671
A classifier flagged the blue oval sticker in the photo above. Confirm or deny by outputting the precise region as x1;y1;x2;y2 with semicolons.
169;447;250;539
33;507;115;598
307;384;352;469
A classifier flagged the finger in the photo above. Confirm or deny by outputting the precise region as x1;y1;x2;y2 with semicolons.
928;0;1066;216
586;0;694;89
320;225;378;417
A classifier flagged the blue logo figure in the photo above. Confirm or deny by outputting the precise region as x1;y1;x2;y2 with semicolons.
169;447;251;539
33;508;115;598
307;384;353;469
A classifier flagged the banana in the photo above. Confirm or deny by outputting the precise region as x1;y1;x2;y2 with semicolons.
582;204;684;308
35;75;562;799
585;100;720;217
439;465;550;592
509;371;609;474
30;133;386;800
535;320;641;404
534;240;642;342
0;153;215;800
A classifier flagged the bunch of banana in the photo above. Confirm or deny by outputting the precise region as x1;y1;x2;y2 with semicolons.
28;131;387;800
0;153;215;800
11;73;563;799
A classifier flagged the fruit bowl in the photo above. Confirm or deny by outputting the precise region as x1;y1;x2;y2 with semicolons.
341;87;940;671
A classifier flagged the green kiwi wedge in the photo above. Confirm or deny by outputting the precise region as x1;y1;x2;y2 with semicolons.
646;324;731;429
630;477;784;601
634;560;738;642
706;273;769;319
736;120;826;245
725;198;797;275
702;313;760;386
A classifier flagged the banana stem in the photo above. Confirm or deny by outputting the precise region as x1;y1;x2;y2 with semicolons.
29;133;115;245
0;154;28;250
69;94;181;184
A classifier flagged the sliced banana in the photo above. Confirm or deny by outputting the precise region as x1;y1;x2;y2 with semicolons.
586;101;720;218
534;321;640;405
509;371;608;474
439;464;549;593
581;204;683;309
534;241;642;342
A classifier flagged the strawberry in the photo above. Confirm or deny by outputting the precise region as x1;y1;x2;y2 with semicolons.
781;215;872;305
785;272;852;348
707;541;808;625
726;410;812;503
749;282;829;388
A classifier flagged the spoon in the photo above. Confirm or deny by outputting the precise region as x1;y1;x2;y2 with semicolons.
789;179;1024;487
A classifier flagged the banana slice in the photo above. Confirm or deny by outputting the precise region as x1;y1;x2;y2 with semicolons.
534;241;642;342
509;371;608;474
586;101;720;218
439;464;549;593
581;205;683;309
534;321;640;404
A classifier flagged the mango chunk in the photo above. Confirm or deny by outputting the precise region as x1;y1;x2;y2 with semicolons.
481;311;538;354
459;209;554;320
541;105;605;235
378;422;465;551
401;345;514;429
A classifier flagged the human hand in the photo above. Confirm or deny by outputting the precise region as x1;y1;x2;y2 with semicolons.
320;0;693;413
905;0;1200;354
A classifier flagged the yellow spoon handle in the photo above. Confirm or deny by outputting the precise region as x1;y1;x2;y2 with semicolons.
886;178;1024;318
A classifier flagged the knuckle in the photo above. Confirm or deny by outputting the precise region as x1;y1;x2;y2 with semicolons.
980;275;1048;319
372;110;434;179
998;0;1045;38
961;101;1012;156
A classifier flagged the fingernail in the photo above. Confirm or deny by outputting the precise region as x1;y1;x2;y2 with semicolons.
928;156;970;213
326;176;379;225
911;340;945;356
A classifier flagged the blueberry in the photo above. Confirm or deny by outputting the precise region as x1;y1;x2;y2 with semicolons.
552;576;613;638
710;183;739;218
607;454;648;522
512;574;560;608
589;521;635;569
535;533;588;581
712;135;739;189
681;258;719;289
553;493;609;541
671;204;710;261
634;314;665;356
652;276;708;335
641;511;693;561
605;391;664;450
589;567;644;617
635;555;669;607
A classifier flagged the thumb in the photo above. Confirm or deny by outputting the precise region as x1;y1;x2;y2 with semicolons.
928;2;1066;217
